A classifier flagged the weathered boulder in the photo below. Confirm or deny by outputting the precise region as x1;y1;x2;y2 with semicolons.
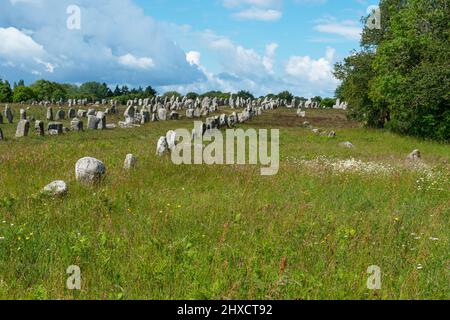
75;157;106;185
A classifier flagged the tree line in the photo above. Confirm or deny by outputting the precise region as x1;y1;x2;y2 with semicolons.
0;79;335;107
334;0;449;141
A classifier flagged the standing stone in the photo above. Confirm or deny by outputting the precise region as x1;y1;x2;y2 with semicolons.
19;109;27;120
75;157;106;185
47;107;54;121
96;112;106;130
156;136;169;156
5;106;13;124
0;128;3;141
186;109;194;119
157;108;167;121
87;115;99;130
166;130;177;151
71;118;84;131
0;113;3;124
68;108;76;119
55;109;65;121
35;120;45;136
77;110;87;118
123;154;137;170
15;119;30;138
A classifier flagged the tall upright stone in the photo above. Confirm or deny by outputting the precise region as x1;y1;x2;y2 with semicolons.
15;119;30;138
87;115;98;130
0;128;3;141
19;109;27;120
5;105;13;124
71;118;84;131
35;120;45;136
68;108;76;119
47;107;54;121
96;112;106;130
0;112;3;124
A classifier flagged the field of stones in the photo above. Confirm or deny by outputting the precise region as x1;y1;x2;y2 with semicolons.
0;101;449;299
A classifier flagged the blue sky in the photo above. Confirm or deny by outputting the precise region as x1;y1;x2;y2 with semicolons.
0;0;379;97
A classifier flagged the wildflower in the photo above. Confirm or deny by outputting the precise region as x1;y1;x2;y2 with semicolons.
429;237;439;241
0;237;5;241
417;264;423;270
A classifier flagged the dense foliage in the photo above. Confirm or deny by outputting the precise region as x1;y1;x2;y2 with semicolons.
334;0;450;141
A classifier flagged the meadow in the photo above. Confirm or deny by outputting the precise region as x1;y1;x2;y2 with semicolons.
0;104;449;299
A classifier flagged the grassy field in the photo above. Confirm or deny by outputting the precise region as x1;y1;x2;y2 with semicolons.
0;104;449;300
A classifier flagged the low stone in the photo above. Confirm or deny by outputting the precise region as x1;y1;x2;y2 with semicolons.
47;122;63;134
43;180;68;196
77;110;87;118
106;124;117;129
75;157;106;185
123;154;137;170
169;111;179;120
407;149;421;161
328;131;336;137
339;141;354;148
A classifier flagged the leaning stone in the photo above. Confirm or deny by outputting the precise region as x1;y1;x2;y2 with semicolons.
42;180;68;196
407;149;421;161
15;119;30;138
75;157;106;185
123;154;137;170
156;136;169;156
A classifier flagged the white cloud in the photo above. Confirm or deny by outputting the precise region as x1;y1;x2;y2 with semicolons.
285;47;337;82
0;0;203;86
314;18;362;40
233;8;282;21
118;54;154;70
186;51;201;66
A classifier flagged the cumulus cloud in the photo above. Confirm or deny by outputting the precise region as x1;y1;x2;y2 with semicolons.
0;0;204;85
223;0;282;21
314;17;362;40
